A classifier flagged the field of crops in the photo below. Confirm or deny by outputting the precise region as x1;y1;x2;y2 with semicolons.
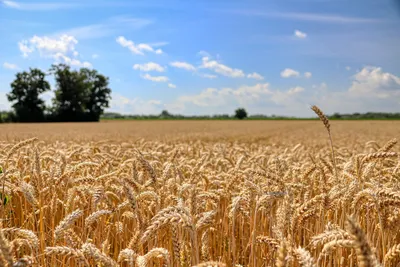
0;111;399;266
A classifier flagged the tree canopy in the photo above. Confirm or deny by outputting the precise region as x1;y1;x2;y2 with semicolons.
6;63;112;122
234;108;248;120
7;68;50;122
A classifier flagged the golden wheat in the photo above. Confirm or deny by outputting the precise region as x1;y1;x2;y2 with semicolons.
0;118;398;266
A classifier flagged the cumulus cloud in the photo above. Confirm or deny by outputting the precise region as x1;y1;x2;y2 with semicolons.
18;34;92;67
304;72;312;78
169;61;196;71
168;83;177;88
54;53;92;68
247;72;264;80
166;66;400;116
287;86;305;95
200;57;245;78
116;36;163;55
169;82;309;117
281;68;300;78
141;73;169;82
348;66;400;99
133;62;165;72
18;41;34;57
176;83;304;108
108;92;162;115
294;30;307;39
3;62;19;70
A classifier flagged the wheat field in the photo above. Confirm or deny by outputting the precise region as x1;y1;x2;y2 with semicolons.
0;111;400;266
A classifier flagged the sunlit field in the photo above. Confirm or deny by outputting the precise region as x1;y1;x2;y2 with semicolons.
0;118;399;267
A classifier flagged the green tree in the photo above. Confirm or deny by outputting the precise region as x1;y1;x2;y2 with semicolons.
50;64;88;121
50;64;111;122
234;108;248;120
80;68;112;121
7;68;50;122
160;110;172;118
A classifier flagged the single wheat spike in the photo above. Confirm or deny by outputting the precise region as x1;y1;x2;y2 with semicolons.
45;246;89;266
379;138;397;152
362;152;398;163
118;248;137;267
6;137;38;159
294;247;316;267
136;248;170;267
82;242;118;267
276;240;288;267
345;217;378;267
85;210;112;229
171;224;180;265
54;209;83;242
311;105;330;132
310;105;338;180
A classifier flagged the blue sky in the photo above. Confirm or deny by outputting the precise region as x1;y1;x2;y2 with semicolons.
1;0;400;117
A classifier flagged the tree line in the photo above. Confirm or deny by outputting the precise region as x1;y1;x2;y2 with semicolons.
102;110;400;120
1;63;111;123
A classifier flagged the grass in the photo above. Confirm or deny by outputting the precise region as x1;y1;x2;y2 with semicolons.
0;113;399;266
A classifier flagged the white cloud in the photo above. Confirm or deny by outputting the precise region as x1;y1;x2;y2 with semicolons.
287;86;305;95
28;35;77;56
176;83;272;108
304;72;312;78
281;68;300;78
18;34;92;68
346;66;351;71
173;82;308;114
108;92;162;115
92;54;99;59
3;62;19;70
18;41;35;57
133;62;165;72
141;73;169;82
294;30;307;39
201;74;218;79
348;66;400;99
200;57;245;78
269;87;306;106
166;66;400;116
54;53;92;68
168;83;177;88
116;36;163;55
170;61;196;71
2;1;19;8
247;72;264;80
